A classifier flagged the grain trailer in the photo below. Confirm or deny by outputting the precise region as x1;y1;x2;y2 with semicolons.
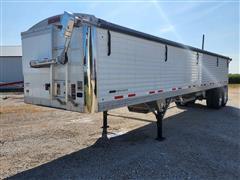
21;12;231;140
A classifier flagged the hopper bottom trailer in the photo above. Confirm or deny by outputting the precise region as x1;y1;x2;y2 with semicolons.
21;12;231;140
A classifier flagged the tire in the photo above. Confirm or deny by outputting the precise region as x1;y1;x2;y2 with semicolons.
206;88;223;109
222;86;228;107
212;88;223;109
206;89;213;108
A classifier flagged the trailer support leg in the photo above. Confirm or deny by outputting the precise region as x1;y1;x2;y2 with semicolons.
155;112;165;141
153;99;171;141
102;111;109;137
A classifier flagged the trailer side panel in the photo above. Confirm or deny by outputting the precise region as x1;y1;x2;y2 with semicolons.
96;28;228;111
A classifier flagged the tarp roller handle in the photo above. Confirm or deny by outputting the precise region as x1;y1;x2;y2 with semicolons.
108;30;111;56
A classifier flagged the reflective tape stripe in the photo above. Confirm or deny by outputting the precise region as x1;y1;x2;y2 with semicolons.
149;91;155;94
114;95;123;100
128;93;136;97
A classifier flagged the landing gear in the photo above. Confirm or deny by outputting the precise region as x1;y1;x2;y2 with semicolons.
143;99;170;141
102;111;109;138
153;99;170;141
100;99;170;141
155;111;166;141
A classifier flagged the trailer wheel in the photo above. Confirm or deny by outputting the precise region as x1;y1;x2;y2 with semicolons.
212;88;223;109
206;89;213;108
207;88;223;109
222;86;228;107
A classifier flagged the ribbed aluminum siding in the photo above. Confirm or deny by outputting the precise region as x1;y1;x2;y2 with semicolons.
0;56;23;89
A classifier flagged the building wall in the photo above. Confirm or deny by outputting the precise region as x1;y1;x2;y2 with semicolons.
0;56;23;89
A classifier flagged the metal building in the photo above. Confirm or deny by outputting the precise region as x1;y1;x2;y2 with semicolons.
0;46;23;90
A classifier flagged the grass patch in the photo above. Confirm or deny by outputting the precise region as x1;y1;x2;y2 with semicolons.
229;74;240;84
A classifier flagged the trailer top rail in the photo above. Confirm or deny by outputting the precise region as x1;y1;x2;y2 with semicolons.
23;13;231;61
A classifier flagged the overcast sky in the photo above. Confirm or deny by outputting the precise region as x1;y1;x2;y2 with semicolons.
1;0;239;73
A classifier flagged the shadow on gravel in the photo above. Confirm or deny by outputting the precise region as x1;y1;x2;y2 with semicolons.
177;102;240;117
9;106;240;179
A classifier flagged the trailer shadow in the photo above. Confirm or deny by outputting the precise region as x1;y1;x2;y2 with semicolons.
9;105;240;179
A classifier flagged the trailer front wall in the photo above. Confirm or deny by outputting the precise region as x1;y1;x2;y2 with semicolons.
96;28;228;111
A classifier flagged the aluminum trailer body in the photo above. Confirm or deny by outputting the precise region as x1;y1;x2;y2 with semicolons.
21;12;231;139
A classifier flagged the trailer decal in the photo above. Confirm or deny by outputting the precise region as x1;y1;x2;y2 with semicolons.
109;90;116;93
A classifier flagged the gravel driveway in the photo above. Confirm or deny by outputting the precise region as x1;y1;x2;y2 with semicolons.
0;85;239;179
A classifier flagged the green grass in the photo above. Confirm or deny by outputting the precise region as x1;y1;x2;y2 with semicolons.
229;74;240;84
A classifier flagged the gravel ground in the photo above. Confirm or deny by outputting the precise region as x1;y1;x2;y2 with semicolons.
0;85;239;179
